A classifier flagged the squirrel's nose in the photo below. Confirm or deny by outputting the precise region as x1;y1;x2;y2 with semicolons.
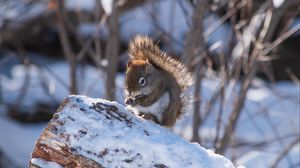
125;98;134;105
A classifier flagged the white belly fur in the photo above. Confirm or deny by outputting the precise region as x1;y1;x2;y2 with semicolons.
130;92;170;122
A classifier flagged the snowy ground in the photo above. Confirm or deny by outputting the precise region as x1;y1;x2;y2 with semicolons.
0;58;299;167
0;117;45;167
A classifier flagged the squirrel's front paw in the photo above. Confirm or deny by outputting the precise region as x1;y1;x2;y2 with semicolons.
139;113;160;124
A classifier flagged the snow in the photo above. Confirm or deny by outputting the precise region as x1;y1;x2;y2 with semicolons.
65;0;96;11
31;158;63;168
101;0;113;15
0;0;46;28
0;60;110;108
272;0;285;8
0;117;45;167
32;95;236;168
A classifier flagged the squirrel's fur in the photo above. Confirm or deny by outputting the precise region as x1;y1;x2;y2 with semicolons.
128;35;193;90
125;35;193;127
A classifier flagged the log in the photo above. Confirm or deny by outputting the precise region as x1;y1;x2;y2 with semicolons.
29;95;236;168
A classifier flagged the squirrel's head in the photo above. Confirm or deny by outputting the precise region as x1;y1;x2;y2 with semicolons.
125;59;160;105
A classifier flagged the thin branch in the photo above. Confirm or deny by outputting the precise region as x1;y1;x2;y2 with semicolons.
31;61;69;90
270;138;300;168
192;63;205;143
213;53;227;149
261;24;300;57
216;63;257;154
143;6;183;47
55;0;77;94
181;0;209;66
286;68;300;85
0;53;14;67
262;110;294;166
14;42;30;108
204;1;246;39
176;0;191;27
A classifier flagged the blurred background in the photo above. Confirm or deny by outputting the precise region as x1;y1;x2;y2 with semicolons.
0;0;299;167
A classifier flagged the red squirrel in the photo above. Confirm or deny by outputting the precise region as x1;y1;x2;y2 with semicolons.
125;35;193;127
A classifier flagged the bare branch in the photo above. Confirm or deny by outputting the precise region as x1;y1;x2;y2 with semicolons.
55;0;77;94
215;63;257;154
261;24;300;56
181;0;209;66
105;0;120;100
204;1;246;39
270;138;300;168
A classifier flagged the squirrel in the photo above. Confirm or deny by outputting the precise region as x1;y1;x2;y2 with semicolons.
125;35;193;127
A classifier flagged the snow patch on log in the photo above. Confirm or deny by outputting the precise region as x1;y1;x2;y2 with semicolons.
29;95;237;168
31;158;63;168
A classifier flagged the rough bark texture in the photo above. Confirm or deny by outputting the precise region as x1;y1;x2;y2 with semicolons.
29;98;102;168
29;95;236;168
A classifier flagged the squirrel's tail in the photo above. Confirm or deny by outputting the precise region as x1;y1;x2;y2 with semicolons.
128;35;193;90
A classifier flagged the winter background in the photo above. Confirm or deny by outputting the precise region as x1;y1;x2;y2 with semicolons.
0;0;299;167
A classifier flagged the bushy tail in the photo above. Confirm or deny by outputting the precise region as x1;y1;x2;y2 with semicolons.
128;35;193;90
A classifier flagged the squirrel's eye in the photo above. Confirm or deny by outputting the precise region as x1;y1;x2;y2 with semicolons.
139;77;146;86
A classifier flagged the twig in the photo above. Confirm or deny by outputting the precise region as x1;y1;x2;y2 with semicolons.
56;0;78;94
94;0;104;67
262;110;294;167
0;53;14;67
176;0;191;27
83;71;105;95
286;68;300;85
14;42;30;109
36;66;59;104
31;61;69;90
143;6;183;47
201;84;223;124
76;39;93;62
204;1;246;39
216;63;257;154
181;0;210;66
270;138;300;168
213;53;227;149
261;24;300;57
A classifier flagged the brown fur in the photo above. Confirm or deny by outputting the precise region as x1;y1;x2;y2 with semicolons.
128;35;193;90
125;35;193;127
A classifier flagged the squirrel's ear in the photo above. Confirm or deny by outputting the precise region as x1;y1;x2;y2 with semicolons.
145;62;153;74
127;61;132;68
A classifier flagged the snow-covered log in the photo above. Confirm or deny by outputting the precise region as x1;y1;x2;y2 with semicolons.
29;95;236;168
